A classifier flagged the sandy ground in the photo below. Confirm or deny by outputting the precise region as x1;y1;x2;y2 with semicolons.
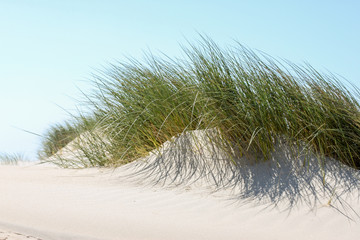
0;158;359;240
0;229;42;240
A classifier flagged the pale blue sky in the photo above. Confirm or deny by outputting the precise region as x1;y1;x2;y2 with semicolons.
1;0;359;160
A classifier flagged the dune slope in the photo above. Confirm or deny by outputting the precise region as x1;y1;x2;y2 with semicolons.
1;131;360;240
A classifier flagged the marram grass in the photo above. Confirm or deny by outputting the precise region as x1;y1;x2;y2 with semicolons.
38;120;78;159
39;37;360;169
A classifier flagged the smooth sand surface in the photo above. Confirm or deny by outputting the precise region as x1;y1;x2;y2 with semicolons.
0;158;359;240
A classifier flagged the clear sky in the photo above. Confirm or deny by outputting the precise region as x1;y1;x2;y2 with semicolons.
1;0;359;160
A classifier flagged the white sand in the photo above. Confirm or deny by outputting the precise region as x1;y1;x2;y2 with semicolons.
0;161;359;240
1;130;359;239
0;229;41;240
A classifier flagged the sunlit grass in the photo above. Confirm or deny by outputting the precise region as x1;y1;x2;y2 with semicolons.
38;120;78;159
40;36;360;169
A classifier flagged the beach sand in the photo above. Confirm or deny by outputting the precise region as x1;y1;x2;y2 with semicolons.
0;157;359;240
0;229;42;240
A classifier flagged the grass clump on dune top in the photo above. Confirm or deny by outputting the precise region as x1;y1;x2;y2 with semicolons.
40;36;360;169
38;120;78;159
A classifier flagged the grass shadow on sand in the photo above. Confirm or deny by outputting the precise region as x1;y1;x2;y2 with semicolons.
119;129;360;220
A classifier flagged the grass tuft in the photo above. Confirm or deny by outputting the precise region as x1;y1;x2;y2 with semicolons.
38;120;78;159
39;36;360;169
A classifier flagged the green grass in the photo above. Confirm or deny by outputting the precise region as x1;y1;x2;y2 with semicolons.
38;112;110;167
38;120;78;159
40;36;360;169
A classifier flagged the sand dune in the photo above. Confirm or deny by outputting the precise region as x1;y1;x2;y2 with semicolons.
0;161;359;240
1;131;360;239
